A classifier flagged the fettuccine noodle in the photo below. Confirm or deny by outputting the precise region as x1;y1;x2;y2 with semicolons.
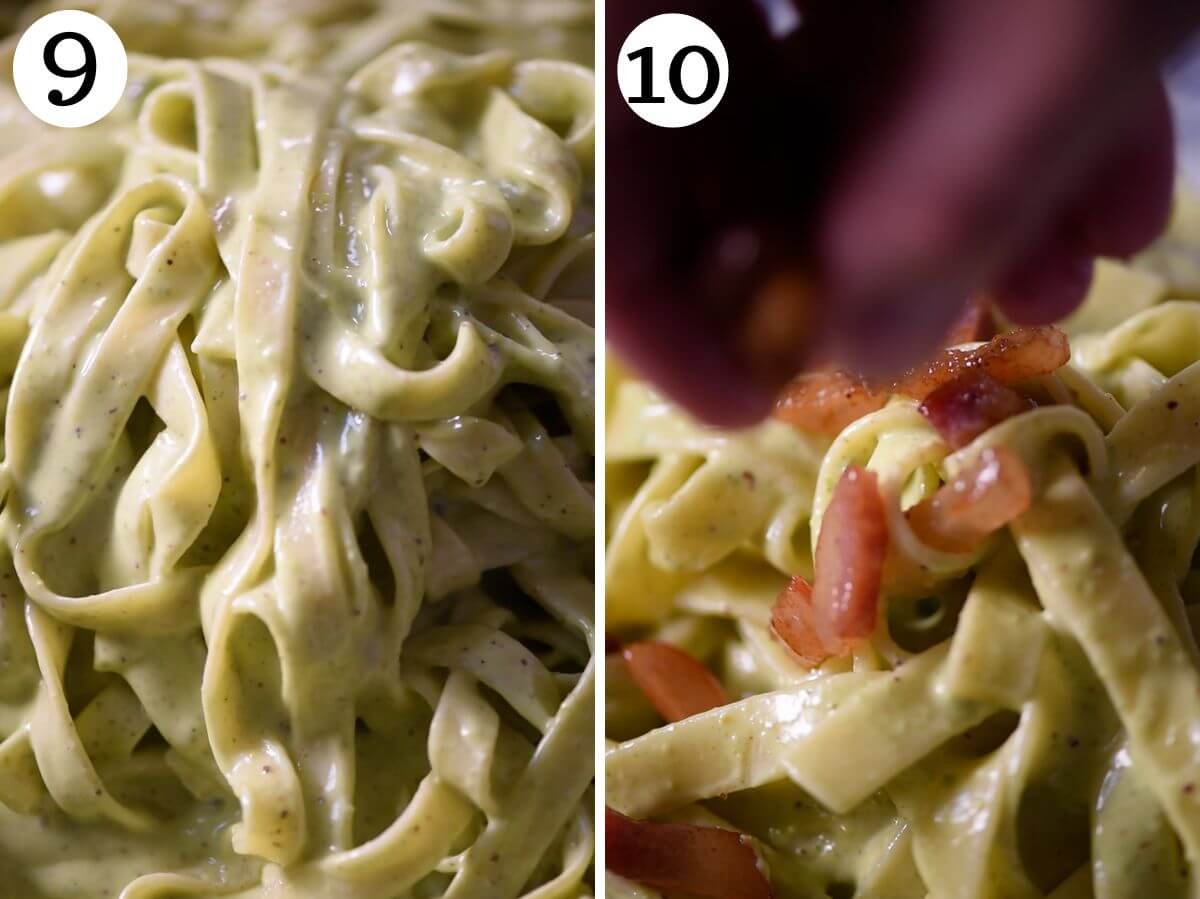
606;192;1200;898
0;2;594;897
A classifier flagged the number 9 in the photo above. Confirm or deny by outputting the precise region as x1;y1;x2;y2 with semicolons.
44;31;97;107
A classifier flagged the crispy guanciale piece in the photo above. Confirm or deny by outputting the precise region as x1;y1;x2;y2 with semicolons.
919;371;1034;449
906;446;1032;554
774;370;889;436
772;466;888;667
775;325;1066;436
770;575;838;667
896;325;1069;399
622;641;729;722
606;808;773;899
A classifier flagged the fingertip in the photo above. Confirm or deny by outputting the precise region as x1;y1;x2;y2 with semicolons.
607;289;780;429
816;155;986;377
691;388;779;430
828;278;974;378
992;241;1094;326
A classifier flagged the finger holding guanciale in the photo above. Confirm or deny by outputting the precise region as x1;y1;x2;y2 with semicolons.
906;446;1032;554
606;808;773;899
775;325;1067;438
621;641;729;723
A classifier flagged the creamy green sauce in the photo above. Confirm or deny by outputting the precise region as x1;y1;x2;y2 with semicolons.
0;1;596;896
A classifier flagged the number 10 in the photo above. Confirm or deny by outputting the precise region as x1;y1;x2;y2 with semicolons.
626;44;720;106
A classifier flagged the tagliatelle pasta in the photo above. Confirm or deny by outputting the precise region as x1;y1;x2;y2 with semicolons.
606;193;1200;898
0;2;594;897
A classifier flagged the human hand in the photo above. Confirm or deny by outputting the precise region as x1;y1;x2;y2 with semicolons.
608;0;1198;426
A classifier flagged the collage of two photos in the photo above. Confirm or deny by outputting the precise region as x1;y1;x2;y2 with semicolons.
0;2;1199;898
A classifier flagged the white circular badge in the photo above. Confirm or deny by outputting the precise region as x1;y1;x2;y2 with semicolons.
13;10;128;128
617;13;729;129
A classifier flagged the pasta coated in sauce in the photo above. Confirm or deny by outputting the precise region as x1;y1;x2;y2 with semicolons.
0;1;595;897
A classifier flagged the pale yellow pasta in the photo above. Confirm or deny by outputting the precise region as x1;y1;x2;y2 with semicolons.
0;2;594;898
